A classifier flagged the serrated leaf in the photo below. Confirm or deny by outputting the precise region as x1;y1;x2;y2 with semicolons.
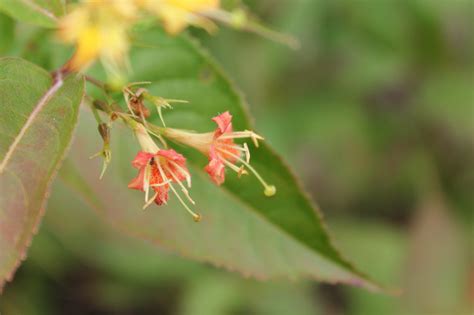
0;57;84;291
0;0;63;28
64;30;381;291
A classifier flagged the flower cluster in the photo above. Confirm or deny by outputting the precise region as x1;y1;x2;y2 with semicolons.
58;0;296;76
59;0;235;74
67;2;284;222
163;112;276;196
128;123;202;221
111;87;275;222
58;0;136;74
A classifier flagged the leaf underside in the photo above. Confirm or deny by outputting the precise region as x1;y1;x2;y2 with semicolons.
0;57;84;291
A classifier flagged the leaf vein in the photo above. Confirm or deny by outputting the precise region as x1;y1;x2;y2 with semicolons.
0;74;64;173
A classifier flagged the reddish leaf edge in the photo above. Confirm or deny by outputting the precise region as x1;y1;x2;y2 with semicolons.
0;58;85;293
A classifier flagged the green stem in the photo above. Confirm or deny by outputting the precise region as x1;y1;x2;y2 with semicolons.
89;99;103;124
85;75;106;89
84;75;168;142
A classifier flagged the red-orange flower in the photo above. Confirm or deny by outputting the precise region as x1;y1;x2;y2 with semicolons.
128;149;187;205
205;111;242;185
128;141;200;221
163;111;276;196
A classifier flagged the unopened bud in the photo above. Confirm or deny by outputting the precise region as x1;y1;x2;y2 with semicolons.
110;112;119;121
98;123;110;143
130;95;150;118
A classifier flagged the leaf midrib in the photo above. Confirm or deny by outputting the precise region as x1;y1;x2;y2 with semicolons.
184;157;365;277
0;71;64;172
19;0;58;21
149;36;360;275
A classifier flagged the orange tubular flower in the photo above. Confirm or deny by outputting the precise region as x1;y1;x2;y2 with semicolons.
205;111;246;185
129;123;201;221
163;111;276;196
128;150;187;205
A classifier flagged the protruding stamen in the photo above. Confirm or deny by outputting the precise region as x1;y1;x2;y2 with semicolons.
237;165;247;178
169;160;192;188
264;185;276;197
151;180;171;187
157;163;201;222
170;181;201;221
146;127;168;148
134;123;160;153
220;130;264;147
218;148;276;197
145;95;188;127
143;163;151;202
165;165;195;205
222;158;248;176
220;143;248;153
243;143;250;163
123;89;137;118
248;131;264;147
143;192;158;209
123;83;151;118
218;142;251;164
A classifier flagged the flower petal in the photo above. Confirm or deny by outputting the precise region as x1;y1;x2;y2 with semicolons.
157;149;186;164
153;185;169;205
128;167;146;191
205;158;226;185
131;151;154;169
212;111;233;136
157;149;189;182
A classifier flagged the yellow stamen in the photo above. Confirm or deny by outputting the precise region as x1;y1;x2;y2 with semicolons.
169;160;192;187
217;148;276;197
143;163;151;202
157;163;201;221
151;180;172;187
143;192;158;209
134;123;160;153
149;97;188;127
222;158;248;176
165;165;195;205
123;90;137;118
220;130;264;147
243;143;250;163
219;143;251;163
146;128;168;148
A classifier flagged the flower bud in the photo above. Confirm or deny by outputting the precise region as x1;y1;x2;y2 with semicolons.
98;123;110;144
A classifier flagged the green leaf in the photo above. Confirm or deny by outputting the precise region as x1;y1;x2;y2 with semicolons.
66;30;381;291
0;12;15;54
0;0;63;28
0;57;84;291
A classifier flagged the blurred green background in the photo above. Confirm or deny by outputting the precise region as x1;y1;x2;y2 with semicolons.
1;0;473;314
